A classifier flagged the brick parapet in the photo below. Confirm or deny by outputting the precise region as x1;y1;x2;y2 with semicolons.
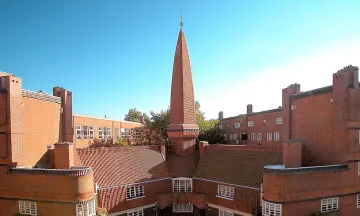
263;164;349;175
9;166;93;176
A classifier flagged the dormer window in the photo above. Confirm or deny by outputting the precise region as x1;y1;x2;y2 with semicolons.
126;185;145;200
172;178;192;192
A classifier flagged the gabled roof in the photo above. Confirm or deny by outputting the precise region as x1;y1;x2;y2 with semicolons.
194;145;283;188
75;146;171;187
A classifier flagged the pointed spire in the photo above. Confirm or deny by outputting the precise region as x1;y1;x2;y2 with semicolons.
179;11;183;29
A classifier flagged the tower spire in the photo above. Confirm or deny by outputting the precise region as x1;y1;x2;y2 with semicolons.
180;11;183;29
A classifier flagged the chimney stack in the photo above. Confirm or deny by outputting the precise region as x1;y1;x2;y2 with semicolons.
247;104;253;114
54;142;74;169
218;111;224;120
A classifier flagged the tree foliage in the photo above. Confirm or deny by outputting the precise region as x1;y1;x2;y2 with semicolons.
124;108;149;123
89;137;128;147
128;126;166;146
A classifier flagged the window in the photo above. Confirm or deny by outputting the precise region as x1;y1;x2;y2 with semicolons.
262;201;281;216
219;210;233;216
98;127;104;139
274;132;280;141
276;117;283;124
82;126;89;139
126;185;145;200
19;200;37;215
76;199;96;216
321;197;338;212
358;162;360;176
267;132;272;141
128;210;143;216
233;134;237;141
105;127;112;139
224;134;227;140
229;134;236;141
257;133;262;141
248;121;254;127
76;125;82;140
217;184;234;199
357;194;360;208
172;203;193;213
89;126;94;139
219;124;223;129
172;178;192;192
121;128;131;139
251;133;256;140
234;123;240;128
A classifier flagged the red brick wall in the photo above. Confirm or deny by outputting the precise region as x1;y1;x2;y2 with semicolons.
291;92;334;166
22;97;61;166
246;110;282;146
263;162;360;204
218;116;246;145
193;179;259;215
0;166;94;202
0;92;8;163
100;179;172;213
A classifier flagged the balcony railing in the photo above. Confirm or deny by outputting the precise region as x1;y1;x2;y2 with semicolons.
9;166;93;176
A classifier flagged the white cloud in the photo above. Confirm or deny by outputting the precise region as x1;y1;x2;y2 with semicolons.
199;40;360;119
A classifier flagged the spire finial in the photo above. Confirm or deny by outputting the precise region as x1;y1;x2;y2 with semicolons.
180;11;183;29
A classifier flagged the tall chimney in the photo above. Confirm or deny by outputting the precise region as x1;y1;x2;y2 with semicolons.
247;104;253;114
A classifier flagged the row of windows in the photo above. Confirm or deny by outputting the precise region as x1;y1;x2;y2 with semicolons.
19;200;96;216
172;203;193;213
218;117;283;130
224;134;237;141
76;125;131;140
173;178;192;192
251;132;280;141
126;185;145;200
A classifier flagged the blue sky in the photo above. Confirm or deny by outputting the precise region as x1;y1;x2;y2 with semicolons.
1;0;360;120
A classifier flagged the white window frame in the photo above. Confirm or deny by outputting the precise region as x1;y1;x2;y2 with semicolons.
274;132;280;141
89;126;94;140
257;133;262;141
172;177;192;192
19;200;37;216
224;134;227;141
276;117;283;125
217;184;234;200
106;127;112;139
251;133;256;140
248;121;254;127
82;125;89;139
126;185;145;200
267;132;272;141
76;199;96;216
233;134;237;141
172;203;193;213
98;127;104;139
321;197;338;212
219;209;233;216
76;125;82;140
357;194;360;208
234;123;240;128
219;124;223;129
121;128;131;139
262;201;282;216
127;210;144;216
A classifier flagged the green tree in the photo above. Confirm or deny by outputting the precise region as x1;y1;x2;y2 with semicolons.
124;108;149;123
146;108;171;142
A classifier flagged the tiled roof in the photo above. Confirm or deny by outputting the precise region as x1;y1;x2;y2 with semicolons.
194;145;283;188
166;152;199;177
75;146;171;187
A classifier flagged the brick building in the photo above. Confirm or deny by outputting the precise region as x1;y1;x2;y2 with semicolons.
2;18;360;216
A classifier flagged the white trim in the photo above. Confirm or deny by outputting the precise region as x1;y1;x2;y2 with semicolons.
208;203;252;216
193;177;260;190
108;203;157;216
97;178;171;191
172;177;193;192
73;114;142;125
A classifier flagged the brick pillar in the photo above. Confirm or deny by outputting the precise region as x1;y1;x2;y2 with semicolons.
283;141;302;168
53;87;73;143
199;141;208;158
282;84;300;140
0;74;23;166
54;142;74;169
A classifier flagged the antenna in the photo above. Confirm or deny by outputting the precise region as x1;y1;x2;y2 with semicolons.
180;10;183;29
